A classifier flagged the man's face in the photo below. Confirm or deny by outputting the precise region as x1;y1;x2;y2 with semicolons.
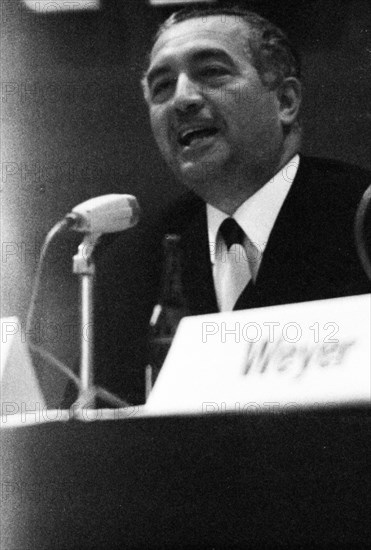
144;16;284;192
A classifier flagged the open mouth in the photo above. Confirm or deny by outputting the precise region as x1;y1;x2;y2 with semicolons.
177;127;219;148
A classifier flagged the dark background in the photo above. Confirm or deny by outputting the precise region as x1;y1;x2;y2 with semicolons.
1;0;370;405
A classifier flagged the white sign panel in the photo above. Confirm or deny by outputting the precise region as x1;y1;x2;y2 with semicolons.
146;294;371;414
1;317;46;416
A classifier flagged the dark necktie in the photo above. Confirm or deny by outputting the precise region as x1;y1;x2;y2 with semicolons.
215;218;252;311
219;218;245;250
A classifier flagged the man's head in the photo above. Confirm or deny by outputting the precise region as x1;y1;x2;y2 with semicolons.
142;6;302;214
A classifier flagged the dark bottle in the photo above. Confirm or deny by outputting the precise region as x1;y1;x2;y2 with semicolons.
146;234;189;398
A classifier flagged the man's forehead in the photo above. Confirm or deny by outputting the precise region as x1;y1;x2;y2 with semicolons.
150;15;250;62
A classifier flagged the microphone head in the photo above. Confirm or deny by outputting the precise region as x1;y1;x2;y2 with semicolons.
68;194;140;234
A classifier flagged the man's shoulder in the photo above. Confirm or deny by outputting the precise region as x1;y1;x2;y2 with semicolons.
293;155;370;218
158;190;205;234
300;155;370;190
94;191;204;272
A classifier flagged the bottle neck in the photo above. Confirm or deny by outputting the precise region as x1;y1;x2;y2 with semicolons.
158;234;188;310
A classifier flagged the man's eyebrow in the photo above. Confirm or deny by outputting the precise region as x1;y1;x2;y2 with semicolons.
145;48;234;87
190;48;234;65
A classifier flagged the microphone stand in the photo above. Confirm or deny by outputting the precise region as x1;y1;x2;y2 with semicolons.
73;233;97;407
72;233;128;412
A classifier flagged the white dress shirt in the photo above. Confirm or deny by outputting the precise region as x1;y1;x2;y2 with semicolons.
207;154;300;310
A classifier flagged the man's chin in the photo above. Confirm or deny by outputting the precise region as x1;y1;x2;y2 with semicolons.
174;152;227;185
176;160;210;182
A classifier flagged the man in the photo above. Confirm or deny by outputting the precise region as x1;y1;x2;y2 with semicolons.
86;6;370;406
143;7;303;313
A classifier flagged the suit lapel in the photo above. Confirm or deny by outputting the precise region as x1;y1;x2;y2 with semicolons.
178;198;219;316
234;157;317;310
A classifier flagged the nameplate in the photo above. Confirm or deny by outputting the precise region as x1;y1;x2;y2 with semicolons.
146;294;371;414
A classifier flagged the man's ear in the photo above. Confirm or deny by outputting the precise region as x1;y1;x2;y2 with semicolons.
276;77;302;127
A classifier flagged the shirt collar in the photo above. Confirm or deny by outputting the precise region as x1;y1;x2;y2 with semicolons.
207;154;300;264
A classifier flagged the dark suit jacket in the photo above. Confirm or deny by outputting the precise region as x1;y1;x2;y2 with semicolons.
75;156;371;405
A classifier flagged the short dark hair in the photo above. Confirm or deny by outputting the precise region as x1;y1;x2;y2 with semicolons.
150;4;301;90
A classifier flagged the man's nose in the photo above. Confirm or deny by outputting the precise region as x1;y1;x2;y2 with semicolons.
172;73;204;113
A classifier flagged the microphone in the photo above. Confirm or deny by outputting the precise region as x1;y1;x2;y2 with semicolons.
65;194;140;234
24;194;141;412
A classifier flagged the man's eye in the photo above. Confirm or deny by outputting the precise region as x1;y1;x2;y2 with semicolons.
199;66;229;78
151;79;174;100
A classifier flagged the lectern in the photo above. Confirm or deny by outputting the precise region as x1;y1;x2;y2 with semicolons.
1;407;370;549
